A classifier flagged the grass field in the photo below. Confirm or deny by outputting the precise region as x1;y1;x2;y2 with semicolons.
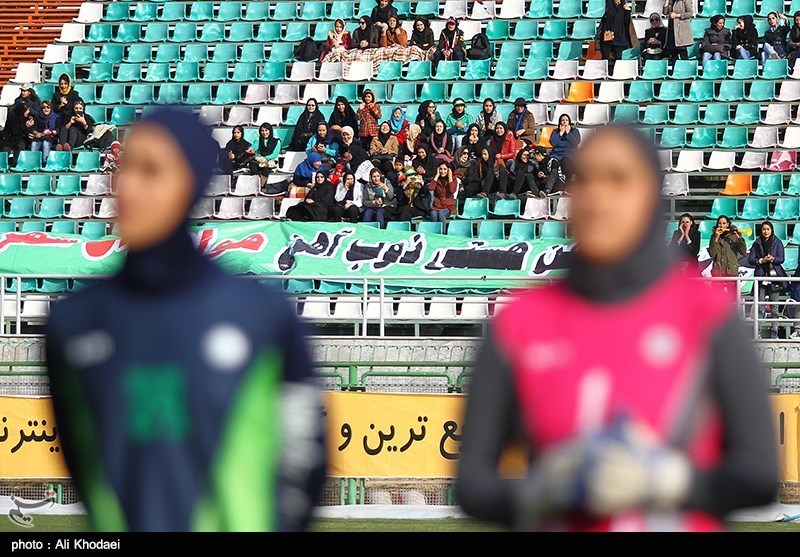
2;516;800;532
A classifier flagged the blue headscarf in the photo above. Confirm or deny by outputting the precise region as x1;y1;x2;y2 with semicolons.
294;152;324;181
389;106;406;134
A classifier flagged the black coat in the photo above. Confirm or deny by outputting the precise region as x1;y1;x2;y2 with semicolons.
764;24;790;56
670;226;701;260
304;181;336;221
50;88;80;122
644;26;667;51
732;16;758;57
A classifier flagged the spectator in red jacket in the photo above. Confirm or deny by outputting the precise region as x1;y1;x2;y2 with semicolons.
488;122;518;164
356;89;382;150
428;162;458;224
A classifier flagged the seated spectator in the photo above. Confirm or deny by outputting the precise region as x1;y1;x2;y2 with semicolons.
389;106;411;151
416;100;441;140
362;168;395;228
532;146;567;197
488;122;517;165
403;123;422;160
788;11;800;66
462;146;507;199
506;147;538;200
507;97;536;147
381;14;408;48
412;143;438;181
731;15;758;60
100;140;123;174
292;152;324;188
642;13;668;63
353;16;381;50
248;122;282;177
748;220;787;339
433;17;466;70
700;15;731;66
409;17;436;51
462;123;487;160
217;125;253;175
428;120;454;165
446;98;473;150
428;162;457;224
320;19;352;62
669;212;701;262
289;98;324;152
356;89;382;150
0;103;32;156
57;99;94;151
286;170;336;222
370;121;399;173
50;73;79;125
332;172;363;223
331;163;346;187
306;121;340;163
597;0;633;67
31;101;60;161
372;0;398;32
329;96;359;136
396;171;430;221
453;146;471;184
549;114;581;178
15;83;44;124
762;11;790;64
476;98;501;139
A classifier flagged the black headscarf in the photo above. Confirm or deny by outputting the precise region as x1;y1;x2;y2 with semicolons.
463;124;486;158
292;99;325;143
346;142;369;170
489;122;508;153
429;120;450;152
760;221;776;255
566;124;671;302
377;123;392;144
257;122;279;156
331;96;359;131
604;0;627;38
371;0;397;24
411;17;435;48
417;101;437;138
224;125;252;158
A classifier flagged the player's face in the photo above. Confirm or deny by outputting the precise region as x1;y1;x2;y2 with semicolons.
570;130;659;264
115;125;196;251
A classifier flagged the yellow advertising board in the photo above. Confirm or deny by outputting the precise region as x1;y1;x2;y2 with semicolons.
772;393;800;483
0;396;70;478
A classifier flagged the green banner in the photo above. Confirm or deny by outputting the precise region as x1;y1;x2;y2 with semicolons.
0;222;571;288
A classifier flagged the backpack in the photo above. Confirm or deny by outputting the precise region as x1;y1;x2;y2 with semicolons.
468;33;491;60
294;38;321;62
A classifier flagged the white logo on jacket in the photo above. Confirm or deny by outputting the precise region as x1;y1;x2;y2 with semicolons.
201;323;252;373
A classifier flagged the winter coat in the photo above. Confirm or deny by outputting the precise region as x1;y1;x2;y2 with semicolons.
663;0;695;48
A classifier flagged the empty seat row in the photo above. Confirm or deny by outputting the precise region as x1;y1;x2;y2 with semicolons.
0;220;108;239
295;295;509;321
0;174;110;196
2;198;118;219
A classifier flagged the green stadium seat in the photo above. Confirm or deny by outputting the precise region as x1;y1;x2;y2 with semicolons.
272;3;298;20
556;41;583;61
672;104;700;125
754;174;784;196
127;84;154;104
38;279;69;294
20;222;46;233
786;174;800;197
555;0;582;17
541;20;567;40
655;81;684;101
0;153;8;174
159;1;187;21
4;198;34;218
490;199;521;218
87;24;114;43
71;152;100;173
284;23;310;42
84;105;107;125
541;221;567;240
762;59;789;79
239;43;265;63
528;41;554;60
447;220;474;237
201;62;228;82
141;22;168;42
394;0;411;15
405;61;432;80
70;45;96;65
387;221;412;232
142;62;170;82
584;0;606;17
728;0;756;16
284;105;304;126
255;22;282;42
115;62;142;82
332;83;359;102
479;82;505;101
114;23;142;43
732;103;761;125
329;1;355;19
759;0;784;15
243;1;270;20
218;1;244;21
418;82;445;102
413;0;440;16
299;2;326;20
155;83;184;104
755;18;770;36
22;175;51;196
126;44;153;64
313;22;334;41
508;221;536;242
509;20;535;40
268;43;295;63
670;59;698;80
417;221;444;235
170;22;198;42
71;85;95;105
456;197;489;220
613;104;639;123
53;175;81;196
643;104;669;125
638;127;656;143
35;198;64;219
659;127;687;149
154;43;181;63
690;18;708;40
199;22;225;42
86;62;113;82
688;127;717;148
211;43;237;63
719;126;748;148
81;221;108;240
772;198;800;220
521;59;549;80
732;58;758;79
493;58;521;81
111;106;137;126
376;61;402;81
641;59;668;80
784;247;799;271
0;175;22;195
259;61;287;81
572;20;597;40
707;197;737;219
701;59;729;80
528;0;553;17
13;151;42;172
103;2;130;21
687;81;714;102
702;103;730;125
746;81;775;102
50;221;77;234
447;83;476;103
464;59;491;81
174;61;199;82
698;0;726;16
435;60;463;82
232;62;258;82
213;84;241;105
47;63;75;83
626;81;655;102
621;46;640;60
283;279;314;294
43;151;71;172
388;83;416;103
739;198;769;220
187;1;214;21
499;43;526;63
478;220;505;240
95;44;123;65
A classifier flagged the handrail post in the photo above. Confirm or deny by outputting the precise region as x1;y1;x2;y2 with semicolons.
754;277;760;339
361;277;368;338
379;278;385;337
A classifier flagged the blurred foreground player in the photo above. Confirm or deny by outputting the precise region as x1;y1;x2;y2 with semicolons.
45;109;326;531
456;125;777;531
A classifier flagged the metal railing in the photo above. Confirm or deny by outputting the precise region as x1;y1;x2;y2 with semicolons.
2;273;800;339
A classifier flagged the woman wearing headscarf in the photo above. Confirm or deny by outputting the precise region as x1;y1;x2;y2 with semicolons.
428;161;457;225
549;114;581;178
642;13;668;63
306;121;341;161
320;18;352;62
248;122;282;177
218;125;253;175
597;0;634;68
476;98;501;139
370;121;399;173
1;103;35;155
749;221;787;339
700;15;732;67
286;169;336;222
433;17;466;70
453;146;472;184
428;119;454;165
292;152;324;188
403;123;422;160
371;0;398;30
416;100;441;141
332;172;363;223
396;171;430;221
411;143;439;181
389;106;411;148
289;98;325;151
463;123;487;160
58;99;94;151
50;72;80;124
669;212;701;262
505;147;538;200
446;98;474;150
463;146;507;199
506;98;536;147
409;17;436;54
352;15;381;50
361;167;395;228
663;0;695;63
329;96;359;136
709;214;747;277
731;15;758;59
381;13;408;48
489;122;518;164
761;12;791;64
457;125;777;532
787;11;800;66
356;89;382;150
